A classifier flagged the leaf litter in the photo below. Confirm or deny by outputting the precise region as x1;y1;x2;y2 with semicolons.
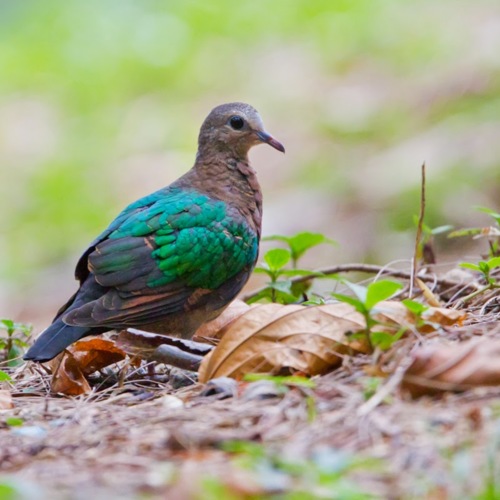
1;269;500;498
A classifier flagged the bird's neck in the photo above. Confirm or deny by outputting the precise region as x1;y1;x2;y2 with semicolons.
179;152;263;237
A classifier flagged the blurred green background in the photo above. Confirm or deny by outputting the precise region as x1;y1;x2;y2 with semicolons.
1;0;500;329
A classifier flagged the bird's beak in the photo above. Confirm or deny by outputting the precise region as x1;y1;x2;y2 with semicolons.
255;130;285;153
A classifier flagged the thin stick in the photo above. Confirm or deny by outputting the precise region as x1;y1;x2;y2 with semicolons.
411;162;426;298
242;263;476;302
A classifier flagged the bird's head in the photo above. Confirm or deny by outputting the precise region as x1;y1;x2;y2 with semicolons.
197;102;285;159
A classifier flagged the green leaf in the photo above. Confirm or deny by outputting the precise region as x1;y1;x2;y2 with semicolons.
5;417;23;427
476;206;500;224
486;256;500;270
0;370;11;382
286;232;336;262
479;261;490;275
247;282;298;305
370;328;405;350
263;232;336;264
460;262;481;272
343;281;368;303
365;280;402;309
261;234;290;243
331;293;366;314
243;373;316;388
222;440;266;458
0;319;15;334
0;483;20;500
253;266;273;275
449;228;483;238
402;299;428;316
263;248;291;272
246;289;273;304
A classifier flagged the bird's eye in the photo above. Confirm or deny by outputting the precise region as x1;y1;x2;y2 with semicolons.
229;115;245;130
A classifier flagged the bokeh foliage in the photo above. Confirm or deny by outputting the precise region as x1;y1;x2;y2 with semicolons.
1;0;500;302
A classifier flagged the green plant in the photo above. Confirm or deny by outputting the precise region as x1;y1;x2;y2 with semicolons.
263;232;336;268
243;373;316;389
0;482;22;500
332;279;403;351
0;319;32;365
250;232;334;304
5;417;23;427
449;206;500;258
460;257;500;286
413;215;453;264
458;257;500;303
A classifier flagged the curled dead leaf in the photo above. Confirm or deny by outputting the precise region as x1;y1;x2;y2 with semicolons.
402;338;500;397
49;337;126;395
51;352;91;396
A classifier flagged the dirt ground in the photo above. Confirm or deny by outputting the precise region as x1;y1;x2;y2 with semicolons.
1;280;500;500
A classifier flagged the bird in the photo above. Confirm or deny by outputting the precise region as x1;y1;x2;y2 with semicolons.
24;102;284;362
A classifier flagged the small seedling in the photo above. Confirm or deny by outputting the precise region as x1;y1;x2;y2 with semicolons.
460;257;500;286
0;319;32;365
458;257;500;303
251;231;333;304
332;279;403;351
263;231;336;268
449;206;500;258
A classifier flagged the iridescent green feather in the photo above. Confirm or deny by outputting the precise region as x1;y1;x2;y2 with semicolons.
107;188;258;290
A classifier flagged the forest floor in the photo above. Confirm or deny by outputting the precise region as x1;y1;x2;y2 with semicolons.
1;266;500;500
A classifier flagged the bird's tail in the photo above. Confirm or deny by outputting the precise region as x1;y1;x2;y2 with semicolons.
23;318;93;362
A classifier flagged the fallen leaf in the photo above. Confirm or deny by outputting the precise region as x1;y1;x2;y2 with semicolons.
193;299;251;342
402;338;500;397
71;338;126;374
0;390;13;409
198;301;467;382
49;337;126;395
198;303;367;382
50;352;91;396
373;301;466;334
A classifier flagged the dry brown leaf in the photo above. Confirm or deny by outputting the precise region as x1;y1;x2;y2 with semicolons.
71;338;126;374
49;337;126;395
402;338;500;397
193;299;251;342
198;303;367;382
373;301;466;334
0;389;13;409
50;352;91;395
199;301;468;382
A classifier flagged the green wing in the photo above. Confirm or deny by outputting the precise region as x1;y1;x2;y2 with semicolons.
64;188;258;328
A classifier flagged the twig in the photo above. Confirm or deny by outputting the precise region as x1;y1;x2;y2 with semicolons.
242;263;476;302
411;162;426;298
357;364;408;417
